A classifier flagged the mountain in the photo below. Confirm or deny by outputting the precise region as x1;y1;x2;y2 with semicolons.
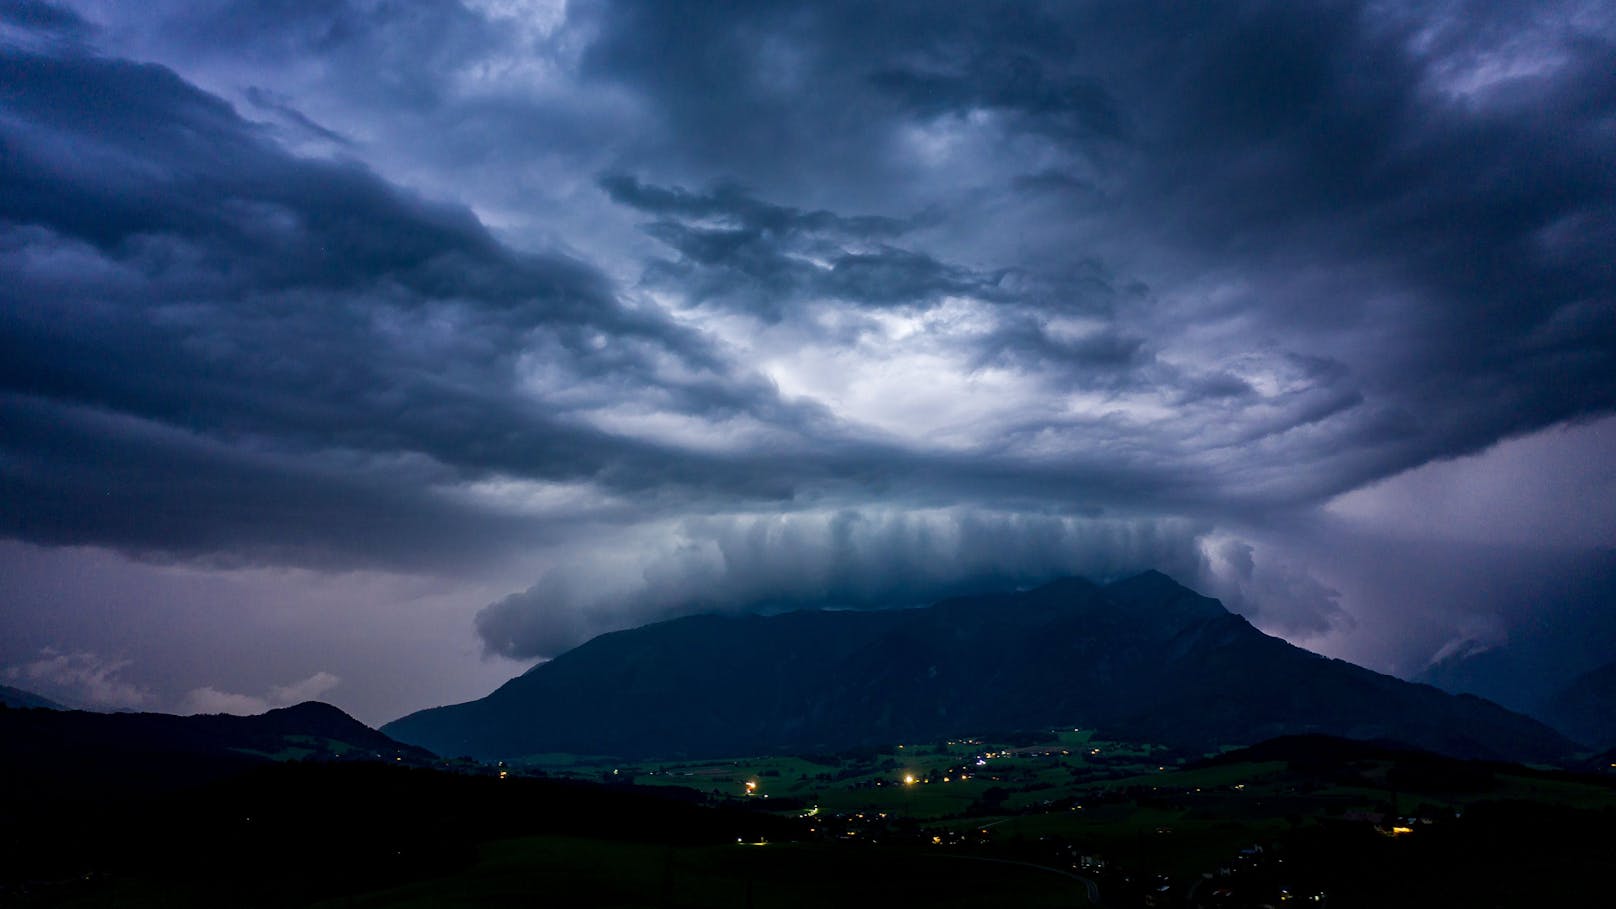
1412;550;1616;716
0;682;63;710
1538;658;1616;750
384;572;1571;764
0;700;436;800
1414;643;1541;715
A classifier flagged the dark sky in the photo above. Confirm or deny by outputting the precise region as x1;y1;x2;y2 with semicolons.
2;0;1613;724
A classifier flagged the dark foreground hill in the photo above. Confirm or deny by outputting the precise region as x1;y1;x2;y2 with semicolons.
2;760;793;908
385;572;1571;763
0;700;434;800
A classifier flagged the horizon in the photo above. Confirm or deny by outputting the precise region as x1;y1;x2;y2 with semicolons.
2;0;1614;727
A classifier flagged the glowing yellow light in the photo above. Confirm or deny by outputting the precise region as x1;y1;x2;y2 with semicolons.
903;773;916;785
498;770;508;780
744;780;758;794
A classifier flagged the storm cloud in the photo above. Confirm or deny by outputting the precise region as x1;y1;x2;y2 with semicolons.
476;509;1211;659
1;1;1612;720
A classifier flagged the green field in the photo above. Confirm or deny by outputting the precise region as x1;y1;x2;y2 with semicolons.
501;725;1616;895
514;727;1179;821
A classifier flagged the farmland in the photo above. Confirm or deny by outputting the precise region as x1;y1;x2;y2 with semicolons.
493;728;1616;907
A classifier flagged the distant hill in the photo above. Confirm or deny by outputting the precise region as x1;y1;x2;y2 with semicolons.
0;700;436;800
0;683;63;710
1539;659;1616;750
384;572;1571;764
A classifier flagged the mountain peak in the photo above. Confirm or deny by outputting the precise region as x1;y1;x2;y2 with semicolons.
1103;570;1229;622
1107;568;1186;593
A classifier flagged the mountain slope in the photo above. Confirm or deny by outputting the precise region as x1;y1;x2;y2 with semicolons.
385;572;1570;763
0;700;436;799
1539;658;1616;750
0;683;63;710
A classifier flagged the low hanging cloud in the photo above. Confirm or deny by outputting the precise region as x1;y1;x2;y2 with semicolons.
1199;537;1355;639
180;671;341;716
1;648;152;710
476;508;1212;659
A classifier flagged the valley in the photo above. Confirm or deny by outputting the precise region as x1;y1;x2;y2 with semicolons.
10;704;1613;908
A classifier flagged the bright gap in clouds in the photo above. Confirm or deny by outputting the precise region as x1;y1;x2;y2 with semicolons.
755;298;1036;447
1326;415;1616;550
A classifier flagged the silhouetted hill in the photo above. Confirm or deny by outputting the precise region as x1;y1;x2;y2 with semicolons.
3;760;792;906
0;683;62;710
385;572;1571;763
1539;658;1616;750
0;700;435;800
